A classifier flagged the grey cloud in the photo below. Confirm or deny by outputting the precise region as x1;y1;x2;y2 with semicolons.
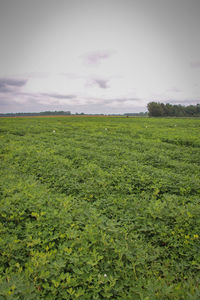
0;93;146;114
0;86;11;93
0;95;43;113
0;77;27;93
93;79;109;89
190;61;200;69
0;91;77;113
83;50;115;65
0;78;27;87
42;93;76;99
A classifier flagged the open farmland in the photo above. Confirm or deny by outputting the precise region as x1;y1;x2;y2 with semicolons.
0;116;200;299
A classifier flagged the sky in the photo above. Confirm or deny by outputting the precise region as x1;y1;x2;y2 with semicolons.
0;0;200;114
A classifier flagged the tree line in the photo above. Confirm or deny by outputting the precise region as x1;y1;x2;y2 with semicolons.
147;102;200;117
0;111;71;117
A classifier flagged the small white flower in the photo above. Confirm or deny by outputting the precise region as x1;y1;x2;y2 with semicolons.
104;274;107;277
53;130;56;133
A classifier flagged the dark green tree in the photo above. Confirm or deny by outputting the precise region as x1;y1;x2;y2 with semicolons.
147;102;200;117
147;102;164;117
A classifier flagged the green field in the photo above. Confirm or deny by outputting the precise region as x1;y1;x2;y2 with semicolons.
0;116;200;299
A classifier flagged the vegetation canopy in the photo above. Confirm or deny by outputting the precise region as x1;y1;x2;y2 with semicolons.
0;116;200;299
147;102;200;117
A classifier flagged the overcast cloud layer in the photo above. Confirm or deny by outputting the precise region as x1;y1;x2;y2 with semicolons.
0;0;200;113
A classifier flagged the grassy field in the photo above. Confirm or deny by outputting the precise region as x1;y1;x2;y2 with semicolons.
0;116;200;299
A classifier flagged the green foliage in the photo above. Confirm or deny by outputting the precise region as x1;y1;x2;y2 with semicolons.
147;102;200;117
0;116;200;299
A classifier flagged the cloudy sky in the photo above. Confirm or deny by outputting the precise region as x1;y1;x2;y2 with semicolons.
0;0;200;114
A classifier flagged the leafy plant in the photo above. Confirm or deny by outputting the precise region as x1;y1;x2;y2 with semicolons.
0;116;200;299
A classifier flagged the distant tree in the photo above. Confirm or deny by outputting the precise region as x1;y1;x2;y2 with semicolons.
147;102;164;117
0;111;71;117
196;104;200;115
147;102;200;117
185;105;197;116
124;112;147;116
